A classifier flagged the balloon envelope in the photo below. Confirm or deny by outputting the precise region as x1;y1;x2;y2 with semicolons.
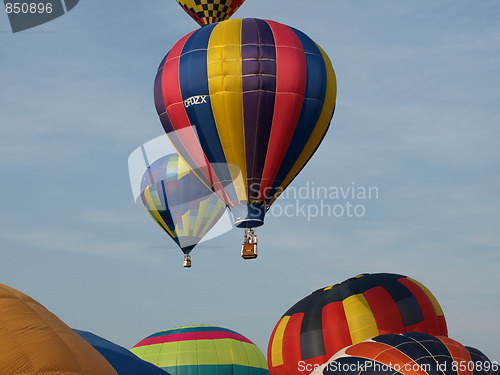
0;283;117;375
75;329;169;375
316;332;491;375
155;18;336;228
131;325;269;375
175;0;245;26
140;153;227;254
465;346;496;375
268;273;448;375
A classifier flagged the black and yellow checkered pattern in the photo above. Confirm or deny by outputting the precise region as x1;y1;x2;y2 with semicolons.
176;0;244;26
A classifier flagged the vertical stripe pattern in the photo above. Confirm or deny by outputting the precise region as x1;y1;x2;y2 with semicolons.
154;18;336;228
156;30;218;191
257;20;307;200
207;19;247;200
241;18;276;201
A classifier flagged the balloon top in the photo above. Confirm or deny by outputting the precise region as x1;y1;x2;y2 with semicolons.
175;0;245;26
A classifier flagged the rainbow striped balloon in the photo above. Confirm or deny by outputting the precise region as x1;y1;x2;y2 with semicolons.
131;325;269;375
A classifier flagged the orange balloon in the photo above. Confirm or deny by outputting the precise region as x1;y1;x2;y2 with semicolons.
0;283;118;375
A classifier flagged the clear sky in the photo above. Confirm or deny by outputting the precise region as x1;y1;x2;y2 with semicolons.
1;0;499;361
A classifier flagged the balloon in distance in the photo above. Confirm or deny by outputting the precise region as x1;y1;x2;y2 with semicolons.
140;153;227;265
175;0;245;26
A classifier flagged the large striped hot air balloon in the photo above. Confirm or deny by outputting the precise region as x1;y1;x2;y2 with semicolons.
268;273;448;375
140;153;227;267
175;0;245;26
313;332;494;375
131;325;269;375
154;18;337;255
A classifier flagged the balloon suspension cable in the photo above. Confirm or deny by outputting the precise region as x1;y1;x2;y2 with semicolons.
244;228;256;243
183;254;192;268
241;228;258;260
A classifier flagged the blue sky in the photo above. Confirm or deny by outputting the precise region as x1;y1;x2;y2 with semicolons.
1;0;499;361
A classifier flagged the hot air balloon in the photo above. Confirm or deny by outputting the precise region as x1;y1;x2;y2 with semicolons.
154;18;337;256
175;0;245;26
268;273;448;375
0;283;118;375
313;332;493;375
140;153;227;267
75;329;170;375
131;325;269;375
466;346;497;375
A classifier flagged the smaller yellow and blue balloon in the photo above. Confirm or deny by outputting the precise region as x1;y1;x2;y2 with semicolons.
175;0;245;26
131;325;269;375
140;153;227;263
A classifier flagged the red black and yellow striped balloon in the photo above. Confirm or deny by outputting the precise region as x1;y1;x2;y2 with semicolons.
175;0;245;26
268;273;448;375
316;332;488;375
154;18;336;228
